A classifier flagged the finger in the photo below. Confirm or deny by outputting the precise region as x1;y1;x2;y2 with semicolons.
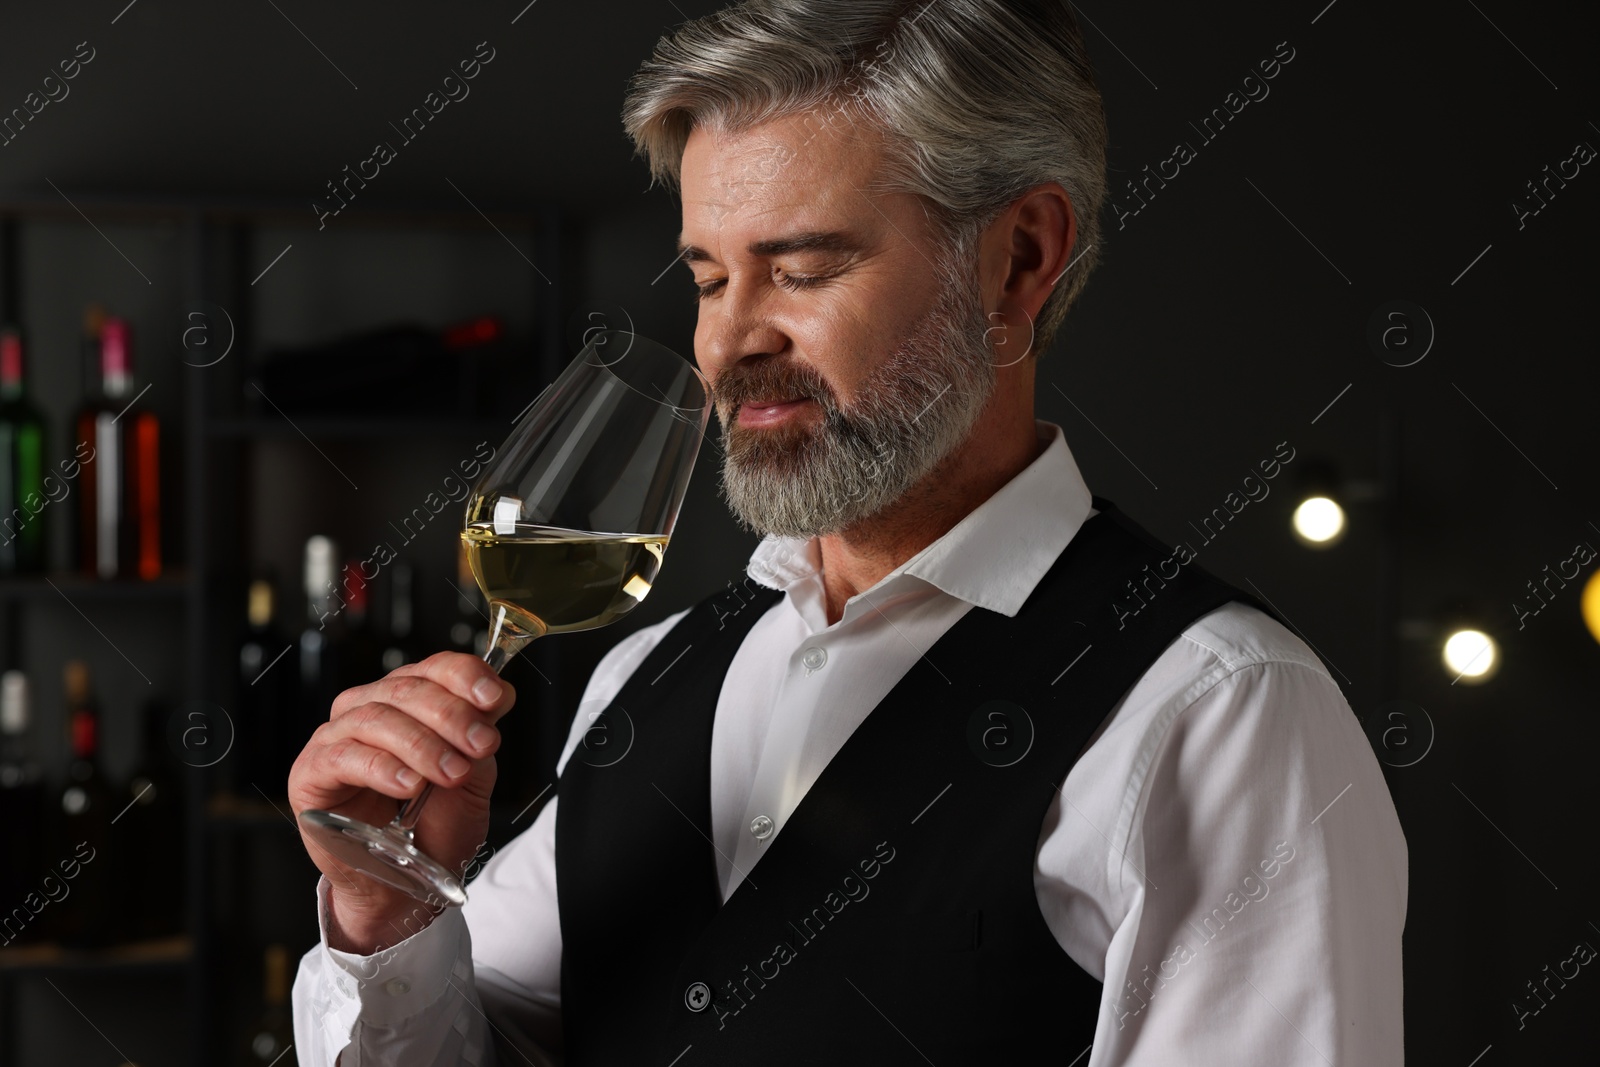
333;651;514;723
360;671;503;760
328;701;490;788
388;651;517;719
310;729;433;801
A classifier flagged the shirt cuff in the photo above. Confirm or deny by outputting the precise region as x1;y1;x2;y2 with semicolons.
314;875;472;1031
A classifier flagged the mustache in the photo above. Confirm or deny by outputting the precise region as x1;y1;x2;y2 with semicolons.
710;357;838;416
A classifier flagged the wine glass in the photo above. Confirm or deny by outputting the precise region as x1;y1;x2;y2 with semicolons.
297;328;710;906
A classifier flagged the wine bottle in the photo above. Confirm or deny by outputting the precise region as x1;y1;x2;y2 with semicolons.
238;944;297;1066
238;577;292;797
338;557;383;690
0;327;47;574
75;315;161;580
80;304;105;400
123;696;185;940
297;536;344;754
55;660;113;948
380;559;417;673
0;670;44;946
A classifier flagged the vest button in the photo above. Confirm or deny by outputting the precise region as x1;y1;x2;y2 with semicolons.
801;646;827;671
685;981;711;1012
749;814;775;839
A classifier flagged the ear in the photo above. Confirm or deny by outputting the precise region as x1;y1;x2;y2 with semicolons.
981;182;1076;355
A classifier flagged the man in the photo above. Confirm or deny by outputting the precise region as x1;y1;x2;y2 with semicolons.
290;1;1407;1064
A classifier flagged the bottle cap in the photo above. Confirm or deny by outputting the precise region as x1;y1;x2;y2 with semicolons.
0;670;28;734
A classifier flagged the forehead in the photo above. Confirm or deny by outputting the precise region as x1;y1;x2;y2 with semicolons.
678;109;899;248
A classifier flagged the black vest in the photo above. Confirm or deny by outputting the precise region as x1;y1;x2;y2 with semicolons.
555;498;1286;1065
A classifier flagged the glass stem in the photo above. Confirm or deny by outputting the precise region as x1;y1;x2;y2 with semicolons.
390;602;542;837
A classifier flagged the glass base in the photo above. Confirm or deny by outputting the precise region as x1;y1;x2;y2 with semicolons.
298;808;468;908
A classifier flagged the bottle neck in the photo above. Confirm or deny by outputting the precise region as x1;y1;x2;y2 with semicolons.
100;320;133;399
264;946;289;1006
247;581;274;630
70;708;97;761
0;331;24;400
390;564;414;639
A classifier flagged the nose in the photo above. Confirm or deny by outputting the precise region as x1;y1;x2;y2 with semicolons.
695;277;788;386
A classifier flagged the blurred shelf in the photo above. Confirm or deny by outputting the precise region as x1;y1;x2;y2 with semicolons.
207;792;298;830
0;935;192;977
208;416;508;441
0;192;548;228
0;569;191;601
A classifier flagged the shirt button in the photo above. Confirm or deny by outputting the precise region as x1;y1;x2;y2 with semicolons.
685;981;711;1012
801;646;827;671
750;814;775;840
336;977;354;997
385;978;411;996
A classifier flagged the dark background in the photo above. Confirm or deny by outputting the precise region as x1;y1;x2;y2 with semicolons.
0;0;1595;1064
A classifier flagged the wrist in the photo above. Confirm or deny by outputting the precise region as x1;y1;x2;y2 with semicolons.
326;883;442;955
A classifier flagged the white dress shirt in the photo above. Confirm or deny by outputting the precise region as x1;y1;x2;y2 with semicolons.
292;419;1408;1066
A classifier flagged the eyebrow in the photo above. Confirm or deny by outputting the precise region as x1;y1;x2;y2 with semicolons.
675;229;865;265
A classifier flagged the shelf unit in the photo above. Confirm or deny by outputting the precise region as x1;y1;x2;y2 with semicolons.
0;193;570;1066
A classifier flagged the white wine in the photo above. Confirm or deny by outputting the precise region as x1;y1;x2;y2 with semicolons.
461;522;667;637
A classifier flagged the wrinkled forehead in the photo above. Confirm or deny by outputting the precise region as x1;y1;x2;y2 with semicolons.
679;108;897;244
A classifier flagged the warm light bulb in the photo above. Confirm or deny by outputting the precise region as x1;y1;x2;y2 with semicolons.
1443;629;1498;682
1292;496;1345;546
1583;569;1600;646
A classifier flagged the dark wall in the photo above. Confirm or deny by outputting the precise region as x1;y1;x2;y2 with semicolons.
0;0;1595;1064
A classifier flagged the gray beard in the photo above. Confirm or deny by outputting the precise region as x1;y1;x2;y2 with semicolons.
716;254;997;539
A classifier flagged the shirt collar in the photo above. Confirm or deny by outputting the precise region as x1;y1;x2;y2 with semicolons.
745;420;1093;621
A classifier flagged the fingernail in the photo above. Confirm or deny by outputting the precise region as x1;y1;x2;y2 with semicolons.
467;722;495;752
473;677;502;707
440;751;472;779
396;767;420;788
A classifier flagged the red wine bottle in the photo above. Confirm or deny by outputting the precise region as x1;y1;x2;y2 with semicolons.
239;577;292;797
0;670;44;946
0;326;47;574
123;696;186;940
74;316;161;580
297;536;345;754
55;660;112;948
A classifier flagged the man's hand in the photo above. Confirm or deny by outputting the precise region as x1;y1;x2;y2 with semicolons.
288;651;515;954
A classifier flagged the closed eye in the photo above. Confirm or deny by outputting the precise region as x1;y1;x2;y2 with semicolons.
692;271;830;303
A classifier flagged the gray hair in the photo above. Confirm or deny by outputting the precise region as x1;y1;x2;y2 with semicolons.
621;0;1109;356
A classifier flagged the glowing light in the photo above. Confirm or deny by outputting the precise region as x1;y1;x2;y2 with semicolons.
1583;569;1600;646
1292;496;1346;546
1443;629;1498;682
